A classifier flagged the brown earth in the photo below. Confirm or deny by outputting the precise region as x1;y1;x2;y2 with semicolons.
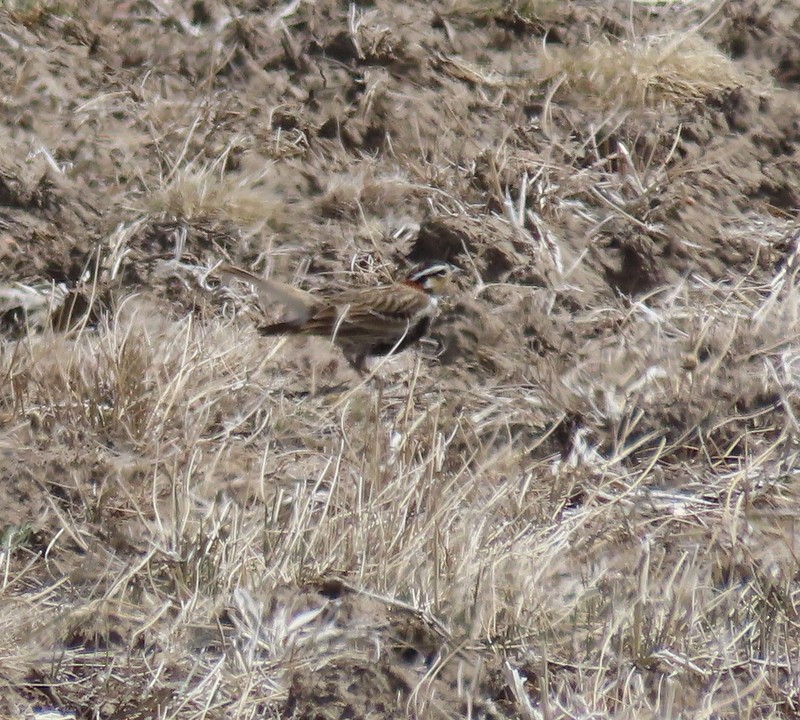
3;0;800;718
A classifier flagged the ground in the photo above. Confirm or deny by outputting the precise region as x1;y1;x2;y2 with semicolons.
2;0;800;718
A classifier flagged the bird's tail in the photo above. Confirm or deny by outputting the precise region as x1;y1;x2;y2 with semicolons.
216;264;314;322
258;321;302;336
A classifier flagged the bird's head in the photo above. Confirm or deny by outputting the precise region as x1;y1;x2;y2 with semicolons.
406;261;461;295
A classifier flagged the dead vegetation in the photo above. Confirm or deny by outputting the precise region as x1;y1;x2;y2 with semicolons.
2;0;800;718
536;34;746;108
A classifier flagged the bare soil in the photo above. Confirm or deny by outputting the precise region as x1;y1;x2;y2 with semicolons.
3;1;800;718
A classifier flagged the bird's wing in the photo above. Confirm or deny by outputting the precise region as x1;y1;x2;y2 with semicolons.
300;282;432;338
217;264;315;322
340;282;432;321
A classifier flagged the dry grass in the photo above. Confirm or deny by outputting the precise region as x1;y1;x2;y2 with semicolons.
448;0;563;21
3;0;78;26
3;237;800;717
144;151;288;230
2;0;800;718
537;35;745;108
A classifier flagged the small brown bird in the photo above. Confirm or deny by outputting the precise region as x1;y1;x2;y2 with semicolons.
217;261;457;373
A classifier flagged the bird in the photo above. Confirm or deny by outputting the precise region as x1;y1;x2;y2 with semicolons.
216;260;458;373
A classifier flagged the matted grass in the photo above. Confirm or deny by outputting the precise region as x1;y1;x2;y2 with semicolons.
537;35;745;108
